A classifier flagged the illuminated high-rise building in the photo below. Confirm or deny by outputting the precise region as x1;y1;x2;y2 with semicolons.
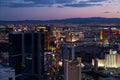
100;29;103;42
92;49;120;68
105;50;120;68
100;29;109;44
44;30;50;51
36;26;50;51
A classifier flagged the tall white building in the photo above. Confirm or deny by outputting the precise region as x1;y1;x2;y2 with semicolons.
92;50;120;68
105;54;117;68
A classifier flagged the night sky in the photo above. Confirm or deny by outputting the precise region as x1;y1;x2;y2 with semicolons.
0;0;120;20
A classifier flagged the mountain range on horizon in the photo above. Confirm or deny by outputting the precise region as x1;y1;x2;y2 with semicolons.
1;17;120;24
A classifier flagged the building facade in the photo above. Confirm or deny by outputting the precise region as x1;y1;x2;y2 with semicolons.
64;58;82;80
9;31;44;80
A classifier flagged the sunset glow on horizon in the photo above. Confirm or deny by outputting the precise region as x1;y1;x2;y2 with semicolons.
0;0;120;20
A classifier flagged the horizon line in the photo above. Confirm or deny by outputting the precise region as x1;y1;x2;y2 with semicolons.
1;17;120;21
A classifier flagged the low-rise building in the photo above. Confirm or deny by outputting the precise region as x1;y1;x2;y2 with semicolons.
0;65;15;80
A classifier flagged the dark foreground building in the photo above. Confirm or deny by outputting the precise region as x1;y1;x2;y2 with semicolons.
9;31;44;80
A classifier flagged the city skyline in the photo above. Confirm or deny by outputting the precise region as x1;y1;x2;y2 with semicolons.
0;0;120;20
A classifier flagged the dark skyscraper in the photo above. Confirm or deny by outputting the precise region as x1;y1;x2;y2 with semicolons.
9;32;23;76
9;31;44;80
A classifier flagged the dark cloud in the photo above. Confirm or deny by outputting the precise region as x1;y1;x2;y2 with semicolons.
63;0;107;8
24;0;73;4
55;0;73;4
117;11;120;13
0;0;105;8
104;11;111;13
8;3;47;8
24;0;54;4
63;1;103;8
57;6;64;8
64;3;101;7
0;0;53;7
88;0;107;2
0;2;34;7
